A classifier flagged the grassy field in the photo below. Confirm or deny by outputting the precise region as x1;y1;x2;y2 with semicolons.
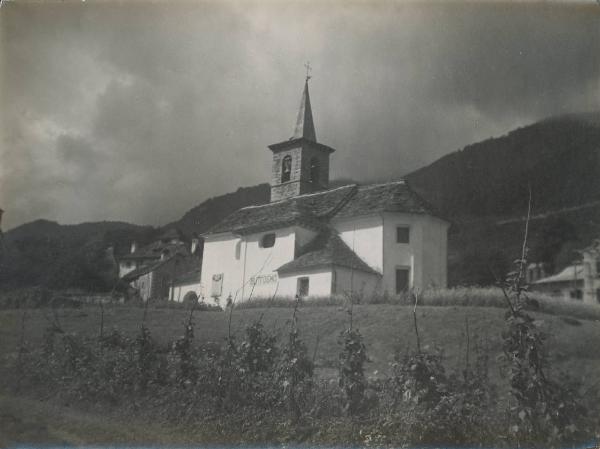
1;300;600;446
2;301;600;385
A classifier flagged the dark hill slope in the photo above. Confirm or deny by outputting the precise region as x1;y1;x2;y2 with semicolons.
406;112;600;219
0;220;157;291
165;184;270;237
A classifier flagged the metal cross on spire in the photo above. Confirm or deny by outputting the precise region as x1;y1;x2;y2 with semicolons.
304;61;312;81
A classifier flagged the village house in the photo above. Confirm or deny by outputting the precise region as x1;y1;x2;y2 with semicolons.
529;239;600;305
119;228;201;301
200;79;450;304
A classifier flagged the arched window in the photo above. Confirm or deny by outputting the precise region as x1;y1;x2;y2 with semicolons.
309;157;319;184
281;155;292;183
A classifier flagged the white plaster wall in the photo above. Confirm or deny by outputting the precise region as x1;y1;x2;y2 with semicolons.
278;269;333;298
381;212;449;293
201;226;302;303
333;267;382;298
132;271;153;301
332;215;383;273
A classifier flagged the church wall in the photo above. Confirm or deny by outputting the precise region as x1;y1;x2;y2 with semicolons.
201;227;300;303
332;215;384;273
381;212;449;293
278;269;333;298
333;266;382;299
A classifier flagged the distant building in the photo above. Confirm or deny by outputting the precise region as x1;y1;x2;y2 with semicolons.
200;79;449;303
119;228;201;301
582;239;600;304
530;238;600;305
531;263;584;301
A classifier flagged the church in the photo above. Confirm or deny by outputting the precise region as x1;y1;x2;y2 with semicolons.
200;78;449;303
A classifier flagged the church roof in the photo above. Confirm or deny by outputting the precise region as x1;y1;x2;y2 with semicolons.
276;228;380;276
205;184;357;235
291;79;316;141
333;181;440;220
205;181;443;236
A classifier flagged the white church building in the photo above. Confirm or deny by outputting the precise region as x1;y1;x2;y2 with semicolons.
200;79;449;303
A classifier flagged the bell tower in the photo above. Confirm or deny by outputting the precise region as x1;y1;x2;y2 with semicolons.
268;73;336;202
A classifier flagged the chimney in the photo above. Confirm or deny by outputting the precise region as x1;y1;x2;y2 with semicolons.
191;238;199;254
130;241;137;254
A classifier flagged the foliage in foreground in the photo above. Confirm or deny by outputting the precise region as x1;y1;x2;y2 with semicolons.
10;295;598;448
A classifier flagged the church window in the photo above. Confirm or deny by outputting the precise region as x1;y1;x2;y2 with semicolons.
309;157;319;184
297;277;310;297
395;268;410;294
396;226;410;244
281;155;292;183
260;233;276;248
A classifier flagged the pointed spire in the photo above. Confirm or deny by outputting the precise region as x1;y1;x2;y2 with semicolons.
291;78;316;141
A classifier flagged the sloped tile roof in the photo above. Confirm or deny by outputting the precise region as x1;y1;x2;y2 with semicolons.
276;228;380;275
122;258;170;281
205;180;444;236
333;181;439;219
205;184;357;235
533;264;584;285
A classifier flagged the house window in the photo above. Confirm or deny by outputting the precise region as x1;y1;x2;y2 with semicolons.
596;289;600;303
396;226;410;244
260;233;276;248
281;155;292;183
596;261;600;277
570;289;582;300
309;157;319;184
297;277;310;297
396;268;410;294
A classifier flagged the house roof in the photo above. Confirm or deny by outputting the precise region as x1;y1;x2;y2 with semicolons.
205;184;357;236
533;264;584;285
276;228;380;276
120;239;190;261
122;258;172;281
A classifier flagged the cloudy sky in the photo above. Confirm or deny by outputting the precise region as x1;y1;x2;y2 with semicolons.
1;1;599;230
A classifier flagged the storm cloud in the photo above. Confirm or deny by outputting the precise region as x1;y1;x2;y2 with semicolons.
1;1;599;230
